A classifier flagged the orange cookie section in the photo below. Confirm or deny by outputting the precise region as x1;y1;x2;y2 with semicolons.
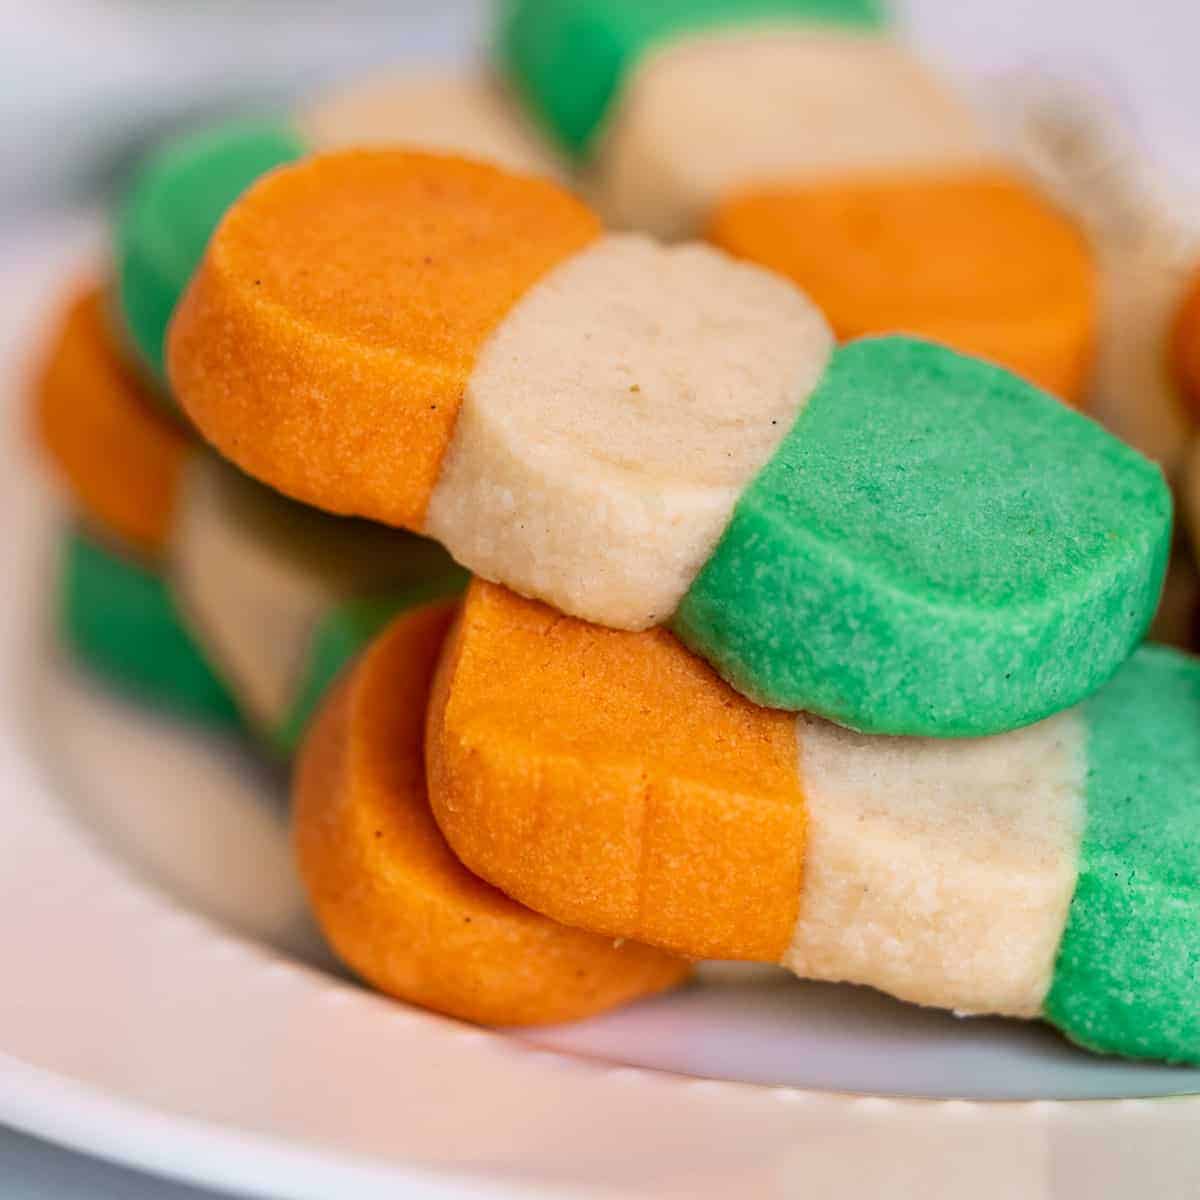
426;580;806;962
294;599;687;1026
170;151;601;529
34;285;188;558
1173;266;1200;422
708;169;1096;403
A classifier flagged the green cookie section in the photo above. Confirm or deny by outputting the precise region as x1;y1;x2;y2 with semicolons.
60;527;240;727
271;577;468;757
1045;646;1200;1064
113;117;307;385
673;337;1171;737
498;0;888;157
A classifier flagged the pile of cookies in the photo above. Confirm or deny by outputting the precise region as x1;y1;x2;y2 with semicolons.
32;0;1200;1063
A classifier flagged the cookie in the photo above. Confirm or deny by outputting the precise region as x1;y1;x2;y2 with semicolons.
294;597;689;1025
35;284;188;558
60;526;239;726
427;581;1200;1063
170;455;466;753
171;152;1168;735
114;74;561;383
499;1;1095;400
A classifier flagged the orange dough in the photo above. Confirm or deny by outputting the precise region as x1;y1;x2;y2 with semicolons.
1173;266;1200;422
426;580;806;962
169;151;601;529
34;284;188;558
708;169;1096;403
294;598;687;1026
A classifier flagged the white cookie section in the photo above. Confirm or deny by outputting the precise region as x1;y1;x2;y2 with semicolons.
592;28;990;239
424;233;832;630
171;456;453;732
785;711;1086;1019
300;72;565;181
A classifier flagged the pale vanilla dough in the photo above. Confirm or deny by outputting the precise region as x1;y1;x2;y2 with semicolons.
591;27;991;239
299;72;565;180
784;711;1086;1018
171;456;453;731
424;233;832;629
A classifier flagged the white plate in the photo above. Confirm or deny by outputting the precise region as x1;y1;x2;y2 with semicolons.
4;221;1200;1200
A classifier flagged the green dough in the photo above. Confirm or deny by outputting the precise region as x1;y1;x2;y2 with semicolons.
113;116;306;385
673;337;1171;737
497;0;888;158
1045;646;1200;1064
60;527;240;727
272;576;468;757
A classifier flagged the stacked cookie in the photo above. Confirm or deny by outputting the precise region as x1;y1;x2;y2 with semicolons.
34;283;240;726
160;140;1200;1065
34;72;560;751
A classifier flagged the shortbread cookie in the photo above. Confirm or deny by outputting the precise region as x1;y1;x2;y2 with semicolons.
60;526;239;726
499;1;1095;400
35;284;188;558
115;74;561;382
427;581;1200;1062
294;597;688;1025
171;152;1168;736
171;455;465;753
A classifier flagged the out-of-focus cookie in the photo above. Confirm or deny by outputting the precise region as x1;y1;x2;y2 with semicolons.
170;455;465;754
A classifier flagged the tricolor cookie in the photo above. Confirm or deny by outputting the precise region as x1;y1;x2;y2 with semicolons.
33;283;237;724
32;279;459;742
170;151;1169;736
499;0;1096;400
294;597;688;1025
427;582;1200;1063
171;455;465;754
114;73;561;384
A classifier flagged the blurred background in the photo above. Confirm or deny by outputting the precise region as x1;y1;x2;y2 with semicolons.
3;0;1200;226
